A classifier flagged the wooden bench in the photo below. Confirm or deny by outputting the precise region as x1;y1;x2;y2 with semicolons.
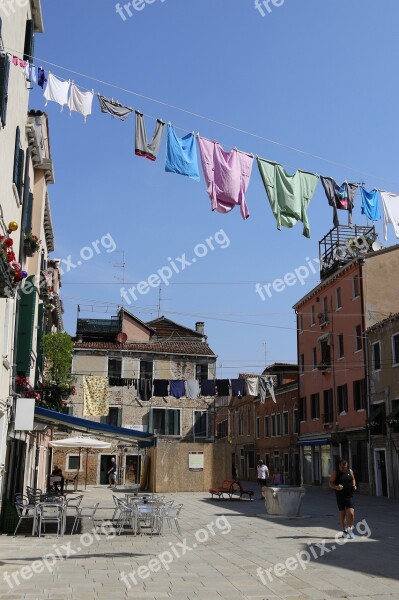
209;480;254;501
209;479;235;500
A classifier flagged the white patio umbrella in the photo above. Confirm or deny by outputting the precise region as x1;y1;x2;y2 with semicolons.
49;436;112;490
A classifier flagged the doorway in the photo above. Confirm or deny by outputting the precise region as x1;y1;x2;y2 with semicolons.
374;448;388;497
125;455;141;485
100;454;116;485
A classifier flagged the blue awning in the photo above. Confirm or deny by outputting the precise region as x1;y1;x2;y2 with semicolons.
34;406;153;444
297;438;330;447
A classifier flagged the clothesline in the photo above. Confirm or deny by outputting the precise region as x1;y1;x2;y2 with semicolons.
3;44;399;187
3;49;399;239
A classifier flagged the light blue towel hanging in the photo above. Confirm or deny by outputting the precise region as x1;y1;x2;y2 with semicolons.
360;187;381;221
165;124;200;181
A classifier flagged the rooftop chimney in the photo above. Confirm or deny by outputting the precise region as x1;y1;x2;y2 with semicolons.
195;322;205;335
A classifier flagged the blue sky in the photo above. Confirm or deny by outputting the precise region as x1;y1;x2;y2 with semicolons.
28;0;399;377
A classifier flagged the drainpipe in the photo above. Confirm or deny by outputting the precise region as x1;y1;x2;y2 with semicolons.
360;258;373;493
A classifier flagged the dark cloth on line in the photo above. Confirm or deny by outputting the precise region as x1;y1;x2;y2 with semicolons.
170;380;185;399
231;379;246;397
98;94;133;121
200;379;216;396
153;379;169;397
216;379;230;396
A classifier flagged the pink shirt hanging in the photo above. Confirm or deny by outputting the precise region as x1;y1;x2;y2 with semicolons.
198;137;253;220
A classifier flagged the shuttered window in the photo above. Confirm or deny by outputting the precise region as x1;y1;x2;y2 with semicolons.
23;19;35;62
13;127;25;200
16;276;37;376
34;303;44;384
0;52;10;127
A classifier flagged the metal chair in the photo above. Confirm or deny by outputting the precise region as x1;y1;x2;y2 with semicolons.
71;503;99;535
37;503;64;538
164;503;183;536
115;499;134;535
13;496;36;536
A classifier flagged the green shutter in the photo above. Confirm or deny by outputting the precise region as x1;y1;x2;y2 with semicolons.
34;303;44;385
0;52;10;127
23;19;35;62
13;127;20;187
17;149;25;199
16;276;37;376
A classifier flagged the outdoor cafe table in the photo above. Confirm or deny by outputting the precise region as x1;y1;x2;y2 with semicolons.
128;499;165;536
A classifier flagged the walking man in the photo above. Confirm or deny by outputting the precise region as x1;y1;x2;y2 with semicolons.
108;457;117;489
257;460;269;498
329;458;357;538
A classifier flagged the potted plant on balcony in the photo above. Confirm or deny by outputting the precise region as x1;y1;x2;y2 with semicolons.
23;233;41;257
0;234;28;298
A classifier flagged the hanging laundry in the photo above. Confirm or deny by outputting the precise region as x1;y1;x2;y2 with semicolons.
320;177;358;227
259;378;267;403
139;378;152;401
29;64;37;85
153;379;169;397
200;379;216;396
44;73;70;110
360;187;381;221
215;379;230;396
68;82;94;122
245;377;259;397
380;191;399;239
198;137;253;220
38;67;47;89
257;158;319;238
170;380;185;399
231;378;245;398
135;111;165;161
165;125;200;181
19;59;26;68
24;61;30;80
83;375;109;417
12;56;18;66
185;379;200;399
98;94;133;121
265;376;276;403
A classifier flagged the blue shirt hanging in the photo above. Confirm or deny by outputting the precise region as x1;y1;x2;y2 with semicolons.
360;187;381;221
165;125;200;181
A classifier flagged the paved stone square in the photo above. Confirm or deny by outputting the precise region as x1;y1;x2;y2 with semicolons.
0;484;398;599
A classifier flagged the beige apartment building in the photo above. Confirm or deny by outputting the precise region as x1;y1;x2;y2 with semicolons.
367;312;399;499
0;0;44;518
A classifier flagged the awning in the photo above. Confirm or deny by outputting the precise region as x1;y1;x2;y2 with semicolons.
297;438;330;447
34;406;153;444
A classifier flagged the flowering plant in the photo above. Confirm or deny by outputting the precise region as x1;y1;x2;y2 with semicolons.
0;235;27;285
24;232;41;252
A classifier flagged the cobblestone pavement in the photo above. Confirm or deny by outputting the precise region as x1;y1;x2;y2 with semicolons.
0;483;398;599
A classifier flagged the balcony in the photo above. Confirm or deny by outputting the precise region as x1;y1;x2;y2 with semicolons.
0;252;14;298
318;312;329;327
317;362;331;372
319;224;377;280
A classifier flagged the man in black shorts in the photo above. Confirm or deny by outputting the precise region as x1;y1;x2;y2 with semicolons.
329;459;357;538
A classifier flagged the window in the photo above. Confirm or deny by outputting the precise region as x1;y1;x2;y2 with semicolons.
256;416;260;439
311;393;320;419
231;412;235;436
293;409;299;434
355;325;362;351
300;354;304;374
247;409;251;435
67;455;82;471
101;407;121;427
272;413;281;436
271;414;276;436
195;364;208;380
23;19;35;62
238;412;243;435
353;379;365;410
311;305;315;325
217;419;228;439
372;342;381;371
0;52;11;127
323;297;328;316
284;453;289;476
150;408;181;436
336;287;342;310
393;334;399;365
312;347;317;370
337;384;348;414
273;451;280;471
323;389;333;423
338;334;344;358
353;275;360;298
299;397;307;422
194;410;208;438
283;411;289;435
108;357;122;378
264;416;269;437
298;313;303;334
320;340;331;367
140;360;153;379
13;126;25;201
